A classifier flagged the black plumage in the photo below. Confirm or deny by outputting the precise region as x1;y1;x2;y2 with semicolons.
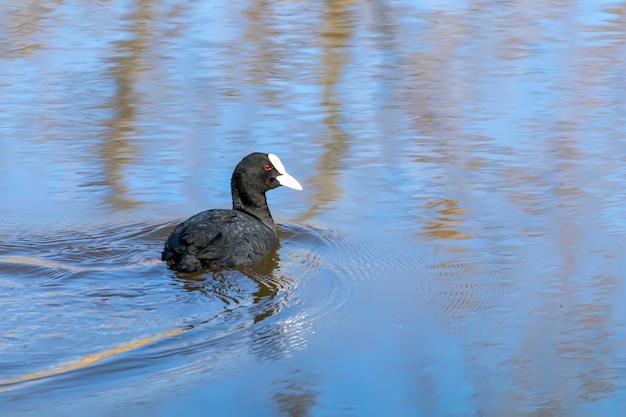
162;152;302;272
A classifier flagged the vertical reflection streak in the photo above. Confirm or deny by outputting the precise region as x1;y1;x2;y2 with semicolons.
297;0;354;222
99;2;155;209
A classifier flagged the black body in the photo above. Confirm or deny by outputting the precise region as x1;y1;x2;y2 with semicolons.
162;152;296;272
162;209;277;271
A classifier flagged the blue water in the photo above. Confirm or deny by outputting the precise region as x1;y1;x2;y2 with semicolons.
2;1;626;416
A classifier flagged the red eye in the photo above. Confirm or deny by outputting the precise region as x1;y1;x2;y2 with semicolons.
263;164;272;171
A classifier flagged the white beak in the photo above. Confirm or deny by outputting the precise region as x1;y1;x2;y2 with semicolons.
269;153;303;190
277;172;303;190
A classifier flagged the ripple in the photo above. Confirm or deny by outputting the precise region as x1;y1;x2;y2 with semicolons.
418;256;516;336
282;223;427;277
0;218;518;400
0;221;359;396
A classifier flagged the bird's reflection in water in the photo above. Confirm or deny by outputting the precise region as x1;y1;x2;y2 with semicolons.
240;251;286;324
172;242;299;361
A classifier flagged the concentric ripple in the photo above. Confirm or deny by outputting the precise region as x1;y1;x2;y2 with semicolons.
1;216;512;412
0;220;363;402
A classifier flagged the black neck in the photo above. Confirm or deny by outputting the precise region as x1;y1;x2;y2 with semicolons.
231;177;276;233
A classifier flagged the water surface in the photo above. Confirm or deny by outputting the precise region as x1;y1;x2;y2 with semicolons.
2;1;626;416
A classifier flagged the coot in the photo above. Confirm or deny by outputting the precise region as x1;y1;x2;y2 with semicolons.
162;152;302;272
